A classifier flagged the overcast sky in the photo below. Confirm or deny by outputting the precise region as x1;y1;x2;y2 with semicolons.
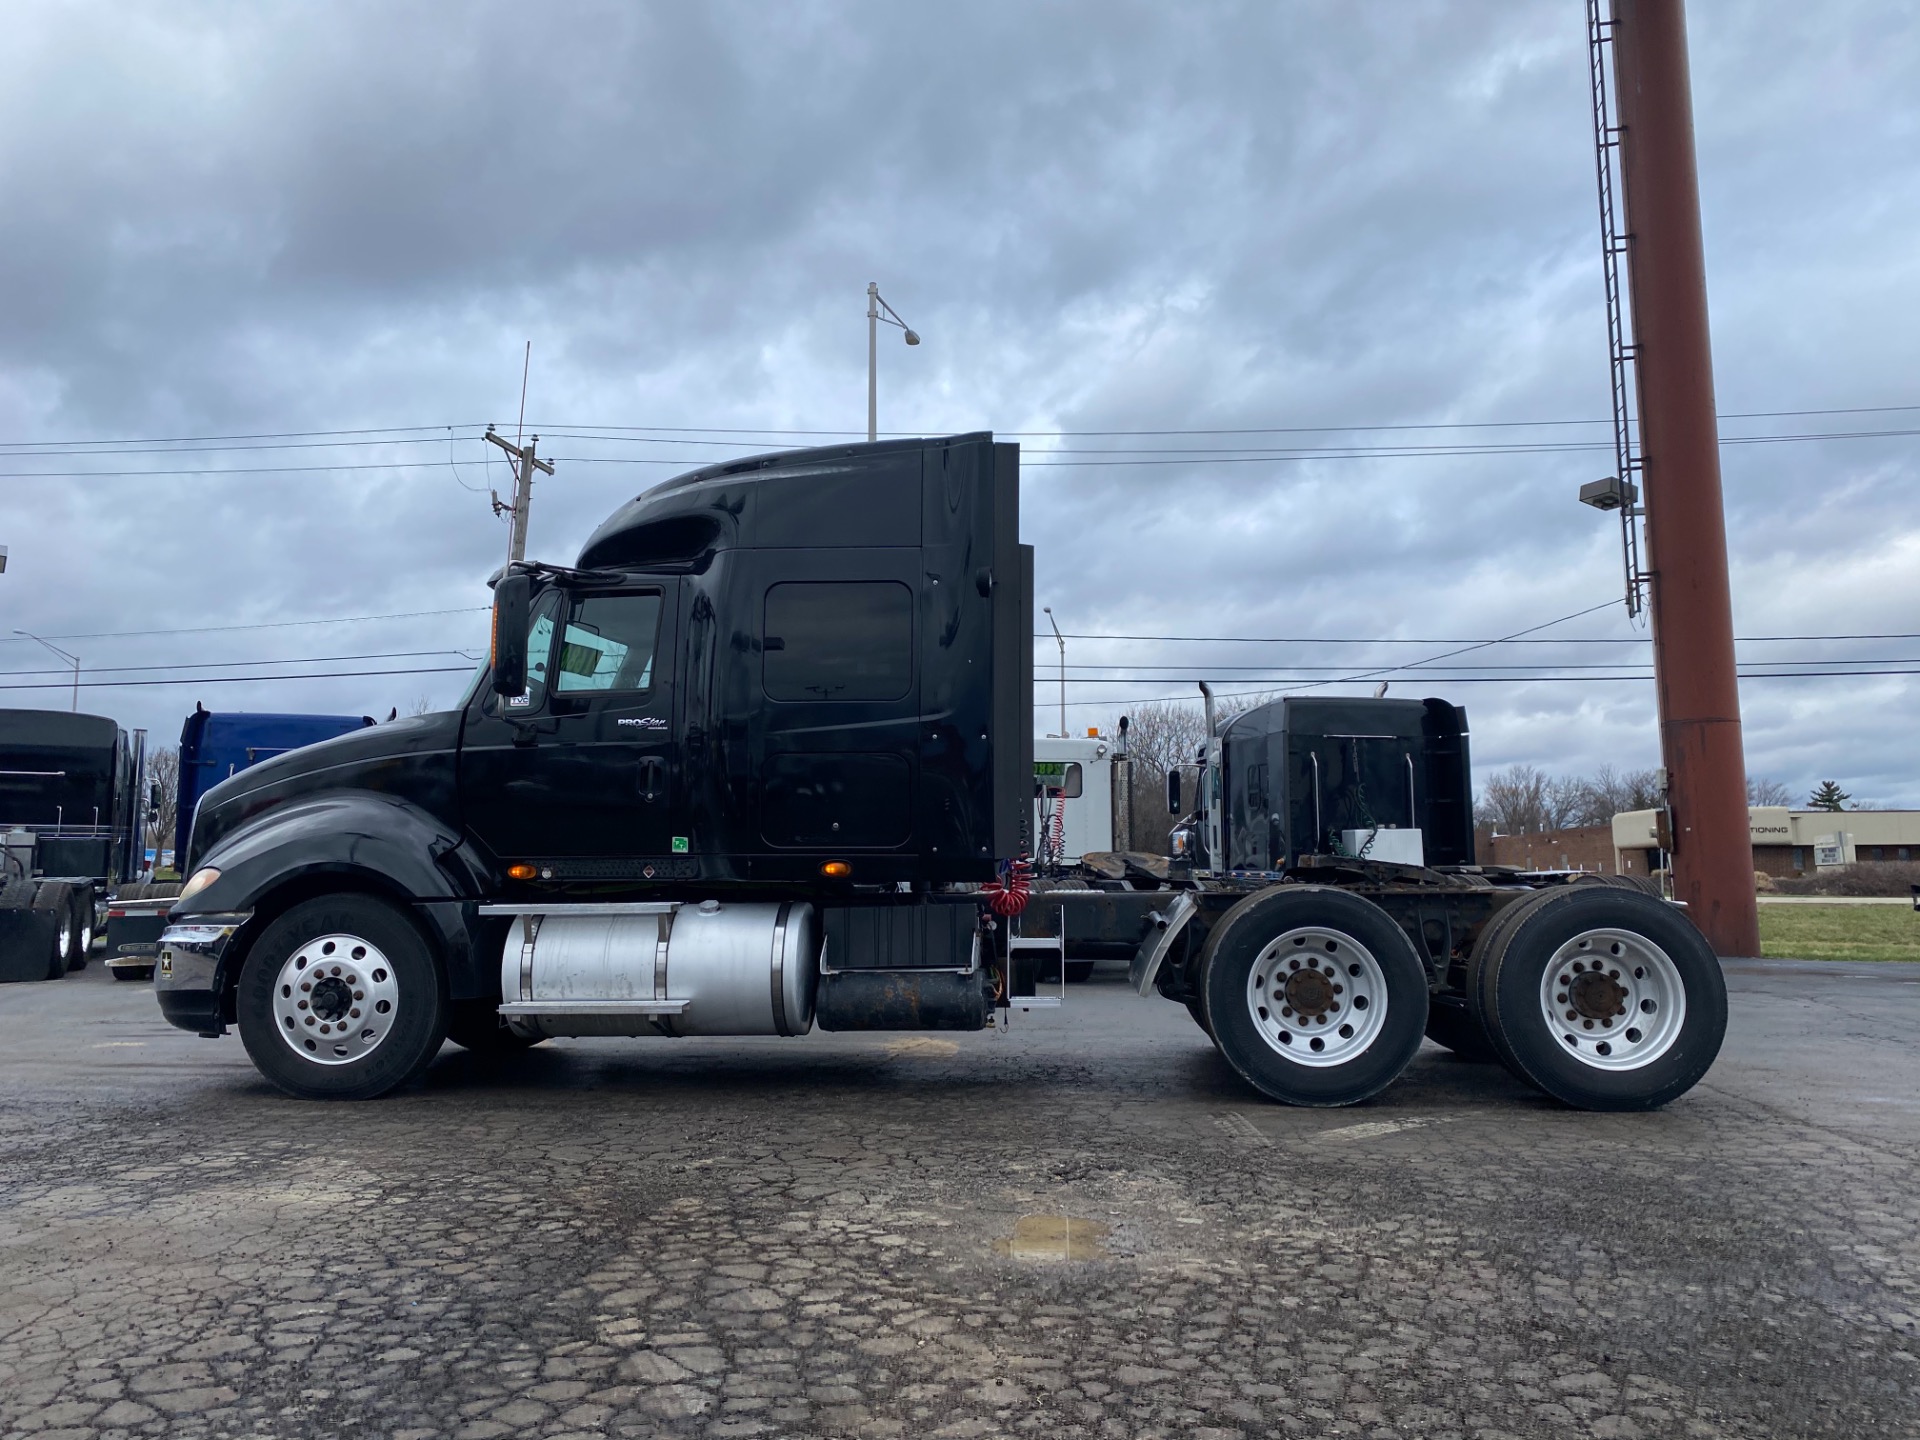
2;1;1916;807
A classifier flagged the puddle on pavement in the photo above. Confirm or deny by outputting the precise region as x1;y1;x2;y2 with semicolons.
996;1214;1111;1262
883;1036;959;1058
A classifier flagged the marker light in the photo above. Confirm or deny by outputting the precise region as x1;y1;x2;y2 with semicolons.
820;861;852;879
507;863;538;881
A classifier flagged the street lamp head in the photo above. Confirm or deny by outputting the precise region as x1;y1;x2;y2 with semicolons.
903;330;920;346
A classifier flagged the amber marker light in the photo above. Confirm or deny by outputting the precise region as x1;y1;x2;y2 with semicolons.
820;861;852;879
507;863;538;881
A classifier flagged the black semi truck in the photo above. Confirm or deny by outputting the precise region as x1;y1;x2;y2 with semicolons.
154;433;1726;1109
0;709;149;980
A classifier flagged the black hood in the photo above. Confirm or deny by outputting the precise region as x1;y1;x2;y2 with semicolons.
187;709;462;871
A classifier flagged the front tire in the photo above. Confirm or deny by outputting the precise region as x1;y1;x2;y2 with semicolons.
1474;887;1726;1111
237;895;448;1100
1202;887;1428;1107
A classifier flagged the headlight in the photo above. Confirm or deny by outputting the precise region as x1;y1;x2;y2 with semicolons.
178;866;222;902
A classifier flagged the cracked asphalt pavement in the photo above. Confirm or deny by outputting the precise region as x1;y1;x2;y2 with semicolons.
3;957;1918;1439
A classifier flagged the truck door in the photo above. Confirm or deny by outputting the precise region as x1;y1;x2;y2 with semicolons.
460;581;683;871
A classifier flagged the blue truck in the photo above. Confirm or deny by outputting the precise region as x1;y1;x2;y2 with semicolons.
102;707;375;980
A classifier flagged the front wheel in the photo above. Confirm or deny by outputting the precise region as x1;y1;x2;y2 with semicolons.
1202;887;1429;1107
236;895;448;1100
1474;887;1726;1111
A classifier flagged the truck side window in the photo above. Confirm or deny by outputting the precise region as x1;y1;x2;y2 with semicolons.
1034;762;1083;799
763;581;912;701
555;593;662;693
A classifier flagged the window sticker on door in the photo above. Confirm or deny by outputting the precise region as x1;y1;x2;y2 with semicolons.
672;836;689;853
507;692;532;708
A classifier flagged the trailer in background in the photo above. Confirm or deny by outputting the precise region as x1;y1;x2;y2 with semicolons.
103;708;378;981
0;709;146;981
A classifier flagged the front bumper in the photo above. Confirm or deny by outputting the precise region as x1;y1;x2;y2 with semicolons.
154;914;251;1037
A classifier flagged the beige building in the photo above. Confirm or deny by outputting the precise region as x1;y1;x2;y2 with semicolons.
1612;807;1920;878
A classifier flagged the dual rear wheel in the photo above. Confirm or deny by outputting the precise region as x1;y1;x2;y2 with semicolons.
1191;883;1726;1111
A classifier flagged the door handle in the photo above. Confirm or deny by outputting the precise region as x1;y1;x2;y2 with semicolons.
638;756;666;803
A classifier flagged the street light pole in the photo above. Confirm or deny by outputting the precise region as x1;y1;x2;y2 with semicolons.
14;630;80;711
1043;607;1066;738
865;281;921;442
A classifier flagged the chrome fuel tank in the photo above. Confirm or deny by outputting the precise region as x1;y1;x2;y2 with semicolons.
489;900;817;1038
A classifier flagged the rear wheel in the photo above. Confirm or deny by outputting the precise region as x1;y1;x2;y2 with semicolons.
1474;886;1726;1110
67;891;93;968
32;882;76;979
1423;996;1497;1062
236;895;448;1100
1202;887;1428;1107
1184;993;1215;1041
445;1000;541;1056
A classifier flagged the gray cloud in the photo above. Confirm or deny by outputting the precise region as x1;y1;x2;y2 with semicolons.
1;0;1915;807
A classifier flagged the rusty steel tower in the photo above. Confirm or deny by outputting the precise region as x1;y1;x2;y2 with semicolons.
1588;0;1760;956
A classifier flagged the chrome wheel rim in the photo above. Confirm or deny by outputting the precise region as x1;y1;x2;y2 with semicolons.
1246;926;1387;1067
55;915;72;957
1538;927;1686;1071
272;933;399;1066
78;919;93;954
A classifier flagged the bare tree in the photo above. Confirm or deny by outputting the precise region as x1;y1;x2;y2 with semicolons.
145;745;180;870
1475;764;1561;834
407;695;434;717
1747;775;1792;806
1558;764;1665;825
1109;693;1271;852
1116;701;1207;853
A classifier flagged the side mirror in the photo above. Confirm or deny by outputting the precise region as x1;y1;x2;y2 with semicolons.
491;573;532;697
1166;768;1182;816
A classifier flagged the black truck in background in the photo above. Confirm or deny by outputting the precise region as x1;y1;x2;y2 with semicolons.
0;709;147;980
154;433;1727;1110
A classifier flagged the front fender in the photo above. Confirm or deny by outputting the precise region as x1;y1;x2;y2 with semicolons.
173;791;491;917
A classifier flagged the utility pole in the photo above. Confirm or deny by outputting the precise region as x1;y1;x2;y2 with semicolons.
1610;0;1759;956
486;428;555;565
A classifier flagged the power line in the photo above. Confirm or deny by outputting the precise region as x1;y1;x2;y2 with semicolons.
0;400;1914;452
6;423;1914;481
3;663;1908;698
1050;630;1920;645
0;649;476;679
0;665;475;692
0;607;488;645
1059;667;1920;709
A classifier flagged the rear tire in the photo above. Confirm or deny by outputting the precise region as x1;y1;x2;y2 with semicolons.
67;891;93;969
445;1000;541;1056
236;895;448;1100
1474;886;1726;1111
1184;993;1215;1041
1423;996;1497;1062
1201;887;1428;1107
32;882;77;979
